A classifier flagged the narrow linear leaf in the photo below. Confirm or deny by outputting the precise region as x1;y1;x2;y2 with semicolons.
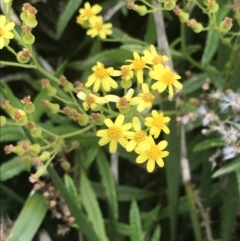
47;165;102;241
64;174;79;207
56;0;83;39
96;150;118;239
84;145;99;169
212;156;240;178
236;169;240;195
151;225;161;241
0;125;27;142
0;157;29;181
81;170;109;241
193;138;225;152
130;200;144;241
201;30;219;66
7;193;48;241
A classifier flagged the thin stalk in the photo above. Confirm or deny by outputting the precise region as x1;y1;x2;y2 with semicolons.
0;61;36;69
59;124;94;139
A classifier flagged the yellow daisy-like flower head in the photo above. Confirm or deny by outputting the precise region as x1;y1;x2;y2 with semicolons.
126;116;150;152
149;64;182;97
135;136;169;173
0;15;15;49
142;45;169;65
126;52;147;84
130;83;155;112
105;88;134;112
85;62;120;92
96;114;133;153
86;16;112;40
76;15;86;26
77;91;107;111
144;110;171;138
79;2;102;20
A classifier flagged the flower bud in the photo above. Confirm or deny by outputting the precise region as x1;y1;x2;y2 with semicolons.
12;109;28;125
17;49;31;64
121;80;132;89
63;82;74;92
31;127;42;137
25;16;38;28
13;145;25;156
47;85;57;96
220;17;233;33
39;151;50;162
193;23;203;33
20;12;28;22
178;12;189;23
134;5;148;16
61;161;71;171
23;33;35;45
30;143;41;155
91;113;105;126
78;114;89;126
208;2;219;13
0;116;7;126
164;0;176;11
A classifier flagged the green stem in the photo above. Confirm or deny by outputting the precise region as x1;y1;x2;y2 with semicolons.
54;94;79;106
41;127;58;137
59;124;94;139
185;182;202;241
0;60;36;69
6;45;18;57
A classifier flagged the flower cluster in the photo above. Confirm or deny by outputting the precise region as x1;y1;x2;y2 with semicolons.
75;45;182;172
76;2;112;40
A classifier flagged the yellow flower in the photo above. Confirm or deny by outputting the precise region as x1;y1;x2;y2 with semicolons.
87;16;112;40
85;62;120;92
76;15;86;25
126;52;147;84
0;15;15;49
144;110;171;138
130;83;155;112
135;136;169;173
115;65;134;81
96;114;133;153
142;45;169;65
79;2;102;20
105;88;134;111
77;91;107;111
126;117;150;152
149;64;182;97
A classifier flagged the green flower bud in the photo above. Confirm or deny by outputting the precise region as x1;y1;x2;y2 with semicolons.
31;127;42;137
22;33;35;45
12;109;28;126
39;151;50;162
208;2;219;13
119;105;131;114
25;16;38;28
63;82;74;92
34;166;47;178
91;113;105;126
23;103;35;113
178;12;189;23
61;161;71;171
134;5;148;16
30;144;41;155
0;116;7;126
220;17;233;33
17;52;30;63
46;85;57;96
13;145;25;156
78;114;89;126
164;0;176;10
20;12;28;22
49;103;60;114
193;23;203;33
121;80;132;89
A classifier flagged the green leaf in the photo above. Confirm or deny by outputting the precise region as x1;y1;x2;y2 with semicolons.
212;156;240;178
193;138;225;152
96;150;118;239
68;49;132;70
64;174;79;207
0;125;26;142
56;0;83;39
7;193;48;241
83;145;99;169
144;14;156;44
151;225;161;241
80;170;109;241
47;165;102;241
236;168;240;195
129;200;144;241
0;157;29;181
221;173;239;241
142;205;160;231
31;90;49;122
182;73;209;94
201;30;219;66
120;44;146;54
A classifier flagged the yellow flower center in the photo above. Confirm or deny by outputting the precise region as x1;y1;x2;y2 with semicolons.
118;97;128;109
108;126;122;139
162;72;174;85
152;55;162;65
143;93;154;102
133;59;145;70
147;145;161;159
95;23;103;31
134;130;147;142
153;116;164;128
0;28;4;37
94;66;108;79
121;67;130;78
85;95;95;105
85;9;93;18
